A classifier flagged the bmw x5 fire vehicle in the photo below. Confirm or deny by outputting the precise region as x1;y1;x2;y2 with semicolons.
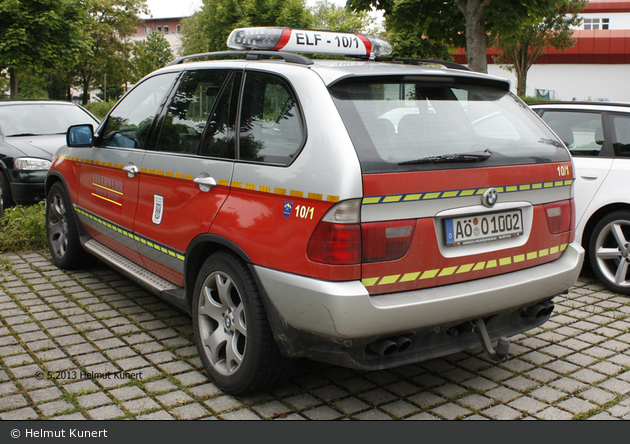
46;27;584;394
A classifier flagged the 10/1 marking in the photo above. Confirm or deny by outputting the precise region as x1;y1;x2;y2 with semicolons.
294;205;314;219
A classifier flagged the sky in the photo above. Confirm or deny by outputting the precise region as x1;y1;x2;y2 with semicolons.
142;0;352;19
142;0;203;18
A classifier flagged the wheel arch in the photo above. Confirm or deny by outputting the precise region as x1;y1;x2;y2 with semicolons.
45;171;67;197
45;172;92;242
184;234;252;306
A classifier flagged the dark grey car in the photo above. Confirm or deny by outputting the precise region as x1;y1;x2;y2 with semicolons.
0;101;99;216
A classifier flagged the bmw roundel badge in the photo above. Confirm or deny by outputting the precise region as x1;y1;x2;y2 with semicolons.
482;188;498;208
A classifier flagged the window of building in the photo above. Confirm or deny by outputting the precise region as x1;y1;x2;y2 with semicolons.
584;17;610;30
157;26;162;32
176;25;181;33
164;26;169;33
145;27;152;34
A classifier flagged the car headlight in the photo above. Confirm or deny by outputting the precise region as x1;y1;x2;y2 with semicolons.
14;157;52;171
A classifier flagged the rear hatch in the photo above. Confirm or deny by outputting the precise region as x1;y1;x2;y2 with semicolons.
329;72;575;295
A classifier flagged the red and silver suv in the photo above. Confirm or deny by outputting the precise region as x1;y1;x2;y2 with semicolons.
46;28;584;394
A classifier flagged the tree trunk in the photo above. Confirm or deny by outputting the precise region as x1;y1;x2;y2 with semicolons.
514;43;529;97
456;0;493;73
82;77;91;105
9;68;18;99
516;68;527;97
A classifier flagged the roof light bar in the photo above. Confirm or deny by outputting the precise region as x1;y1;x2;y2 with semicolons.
227;27;392;59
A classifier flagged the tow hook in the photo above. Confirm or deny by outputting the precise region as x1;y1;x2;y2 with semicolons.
472;318;510;362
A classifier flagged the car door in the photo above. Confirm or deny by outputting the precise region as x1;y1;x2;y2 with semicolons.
132;69;239;286
607;113;630;203
75;73;180;263
538;109;613;231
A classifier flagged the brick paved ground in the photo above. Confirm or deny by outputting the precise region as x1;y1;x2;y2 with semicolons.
1;251;629;420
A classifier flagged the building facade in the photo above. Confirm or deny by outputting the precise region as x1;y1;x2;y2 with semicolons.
130;17;185;56
453;0;630;101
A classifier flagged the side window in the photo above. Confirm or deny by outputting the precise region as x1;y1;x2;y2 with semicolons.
99;73;178;149
199;72;240;159
612;115;630;157
157;70;230;154
540;110;604;157
239;73;304;165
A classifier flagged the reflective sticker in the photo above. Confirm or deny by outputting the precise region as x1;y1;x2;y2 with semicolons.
361;243;569;288
283;201;294;218
152;194;164;225
363;179;574;206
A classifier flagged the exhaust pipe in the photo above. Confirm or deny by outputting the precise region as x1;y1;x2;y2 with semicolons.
522;300;555;319
368;335;412;356
392;335;412;352
368;339;397;356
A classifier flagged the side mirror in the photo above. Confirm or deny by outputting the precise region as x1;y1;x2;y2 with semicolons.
67;124;94;147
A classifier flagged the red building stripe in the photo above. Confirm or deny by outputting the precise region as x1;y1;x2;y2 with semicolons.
452;30;630;65
584;0;630;13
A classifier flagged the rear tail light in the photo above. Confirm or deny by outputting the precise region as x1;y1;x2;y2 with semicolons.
362;220;416;263
543;199;574;238
308;200;361;265
307;200;416;265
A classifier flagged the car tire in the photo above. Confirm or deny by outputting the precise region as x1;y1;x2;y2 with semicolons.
589;210;630;295
192;251;293;395
0;170;14;218
46;182;93;270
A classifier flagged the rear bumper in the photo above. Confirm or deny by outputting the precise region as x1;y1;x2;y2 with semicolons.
253;242;584;368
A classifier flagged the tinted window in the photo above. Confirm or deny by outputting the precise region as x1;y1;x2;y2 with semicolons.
99;73;178;149
540;110;605;157
329;77;569;173
612;115;630;157
239;73;304;165
199;72;240;159
157;70;230;154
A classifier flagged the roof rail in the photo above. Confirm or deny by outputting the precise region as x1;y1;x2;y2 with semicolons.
529;101;630;108
365;56;471;71
167;50;314;66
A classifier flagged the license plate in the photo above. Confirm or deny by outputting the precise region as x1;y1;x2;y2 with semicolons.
445;210;523;246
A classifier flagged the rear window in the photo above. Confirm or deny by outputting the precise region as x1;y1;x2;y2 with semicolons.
329;76;570;173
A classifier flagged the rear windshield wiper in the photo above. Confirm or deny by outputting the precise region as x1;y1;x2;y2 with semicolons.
398;149;492;165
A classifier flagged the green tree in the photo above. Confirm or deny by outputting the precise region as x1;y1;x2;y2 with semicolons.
0;0;88;99
388;30;452;60
309;0;373;32
493;0;586;97
180;0;312;55
130;32;174;83
71;0;148;104
17;71;48;99
349;0;567;73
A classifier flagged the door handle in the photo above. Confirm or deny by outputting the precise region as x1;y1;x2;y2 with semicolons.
580;172;598;180
123;163;139;178
193;173;217;192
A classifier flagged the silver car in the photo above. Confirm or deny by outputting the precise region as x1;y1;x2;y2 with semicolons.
45;28;583;394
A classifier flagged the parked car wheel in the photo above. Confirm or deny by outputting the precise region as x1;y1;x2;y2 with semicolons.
46;182;92;270
0;170;14;218
589;210;630;295
192;251;292;394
